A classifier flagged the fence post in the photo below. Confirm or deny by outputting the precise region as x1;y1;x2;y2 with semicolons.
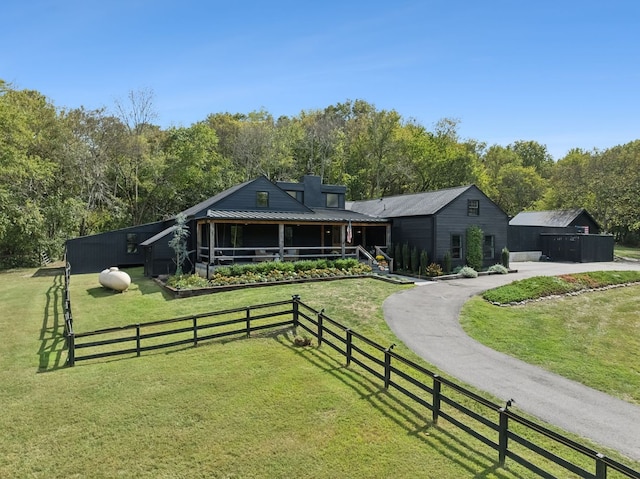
292;295;300;333
498;407;509;466
246;307;251;338
67;333;75;367
432;375;441;425
595;453;607;479
345;329;352;366
317;309;324;347
384;344;395;389
136;324;141;357
193;316;198;347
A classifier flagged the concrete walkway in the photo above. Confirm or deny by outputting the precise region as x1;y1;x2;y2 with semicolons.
383;261;640;461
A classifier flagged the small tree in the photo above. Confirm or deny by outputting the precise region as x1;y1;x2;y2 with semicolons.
410;246;419;274
420;250;428;276
501;247;510;269
402;243;410;272
443;250;451;274
395;243;403;270
465;225;483;271
169;213;190;275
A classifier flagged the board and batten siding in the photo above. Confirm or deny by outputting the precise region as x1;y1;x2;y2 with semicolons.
391;216;435;258
205;177;310;213
66;221;170;274
432;189;508;266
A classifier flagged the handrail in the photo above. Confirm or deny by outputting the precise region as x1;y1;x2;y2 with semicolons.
374;246;394;272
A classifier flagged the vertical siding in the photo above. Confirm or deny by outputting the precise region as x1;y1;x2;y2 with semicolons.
212;177;310;212
433;190;508;266
391;216;434;258
66;221;169;274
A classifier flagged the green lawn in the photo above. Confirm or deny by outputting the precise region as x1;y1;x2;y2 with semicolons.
2;266;638;478
461;284;640;404
615;244;640;260
1;267;524;479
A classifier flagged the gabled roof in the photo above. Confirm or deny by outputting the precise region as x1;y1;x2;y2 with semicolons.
178;178;254;218
347;185;474;218
509;208;595;227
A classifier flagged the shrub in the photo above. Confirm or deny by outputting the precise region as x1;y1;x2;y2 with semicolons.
294;260;317;272
487;264;508;274
443;251;452;274
395;243;403;270
465;225;483;271
501;247;510;269
334;258;358;270
402;243;410;272
459;266;478;278
410;246;419;274
426;263;443;277
420;250;428;276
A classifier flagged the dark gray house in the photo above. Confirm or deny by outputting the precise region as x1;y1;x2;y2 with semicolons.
508;209;612;262
67;175;389;277
348;185;509;269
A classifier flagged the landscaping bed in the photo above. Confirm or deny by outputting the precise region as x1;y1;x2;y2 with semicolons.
159;258;413;297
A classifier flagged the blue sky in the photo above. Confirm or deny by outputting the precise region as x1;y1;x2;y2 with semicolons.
4;1;639;159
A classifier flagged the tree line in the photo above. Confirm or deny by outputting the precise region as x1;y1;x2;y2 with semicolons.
1;80;639;267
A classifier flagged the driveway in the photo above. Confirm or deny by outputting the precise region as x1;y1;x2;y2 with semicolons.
383;261;640;461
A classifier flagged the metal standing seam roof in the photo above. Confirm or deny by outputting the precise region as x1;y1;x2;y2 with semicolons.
509;209;586;227
347;185;473;218
139;225;178;246
202;208;387;223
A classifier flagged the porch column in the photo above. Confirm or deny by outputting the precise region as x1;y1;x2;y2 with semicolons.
210;222;216;263
386;224;392;249
340;224;346;258
196;222;202;262
279;224;285;259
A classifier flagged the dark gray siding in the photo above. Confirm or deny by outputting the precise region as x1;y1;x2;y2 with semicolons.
433;189;508;267
390;216;435;258
540;234;614;262
508;225;543;251
206;177;310;213
67;221;169;274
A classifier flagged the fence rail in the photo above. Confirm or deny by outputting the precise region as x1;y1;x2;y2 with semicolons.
61;270;639;478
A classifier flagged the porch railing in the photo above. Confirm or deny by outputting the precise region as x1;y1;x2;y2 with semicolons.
199;245;364;264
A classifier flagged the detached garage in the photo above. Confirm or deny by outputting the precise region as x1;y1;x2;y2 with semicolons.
508;209;613;262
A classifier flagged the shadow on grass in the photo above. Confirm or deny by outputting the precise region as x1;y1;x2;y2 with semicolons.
274;333;530;479
38;273;68;372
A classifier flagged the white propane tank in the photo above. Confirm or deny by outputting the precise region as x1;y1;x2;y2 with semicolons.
99;267;131;292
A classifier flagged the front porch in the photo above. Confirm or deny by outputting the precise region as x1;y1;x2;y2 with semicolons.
194;220;391;279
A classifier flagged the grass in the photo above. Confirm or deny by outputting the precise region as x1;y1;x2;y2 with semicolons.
615;244;640;260
462;275;640;405
3;266;639;477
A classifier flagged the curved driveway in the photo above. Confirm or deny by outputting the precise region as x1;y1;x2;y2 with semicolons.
383;261;640;460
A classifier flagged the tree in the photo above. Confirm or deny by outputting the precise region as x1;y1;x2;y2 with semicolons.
465;225;483;271
168;213;190;275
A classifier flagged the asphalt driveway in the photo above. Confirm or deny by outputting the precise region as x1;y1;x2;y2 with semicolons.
383;261;640;460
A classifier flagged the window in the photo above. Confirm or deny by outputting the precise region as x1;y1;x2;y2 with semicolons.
256;191;269;208
467;199;480;216
126;234;138;254
326;193;339;208
451;234;462;259
483;235;495;259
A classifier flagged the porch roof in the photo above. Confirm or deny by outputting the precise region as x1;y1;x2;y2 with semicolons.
203;208;388;223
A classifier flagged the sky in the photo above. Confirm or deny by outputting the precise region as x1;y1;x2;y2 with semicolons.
3;0;639;160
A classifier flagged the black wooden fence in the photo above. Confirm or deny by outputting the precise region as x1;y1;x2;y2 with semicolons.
63;291;640;479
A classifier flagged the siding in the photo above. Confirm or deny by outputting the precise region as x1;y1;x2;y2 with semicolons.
67;221;170;274
206;177;310;214
433;190;508;266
